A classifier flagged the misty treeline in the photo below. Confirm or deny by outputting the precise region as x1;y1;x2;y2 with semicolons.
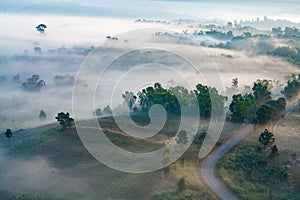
122;82;226;118
230;79;287;125
0;73;88;91
122;76;300;125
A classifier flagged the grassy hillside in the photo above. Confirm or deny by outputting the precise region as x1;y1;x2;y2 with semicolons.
218;112;300;200
0;115;220;200
0;117;171;200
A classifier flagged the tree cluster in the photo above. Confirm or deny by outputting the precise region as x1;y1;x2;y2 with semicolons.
281;74;300;99
230;79;286;124
22;74;46;91
123;82;226;118
55;112;74;127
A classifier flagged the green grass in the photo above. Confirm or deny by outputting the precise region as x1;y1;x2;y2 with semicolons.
0;121;170;200
0;115;243;200
218;139;298;200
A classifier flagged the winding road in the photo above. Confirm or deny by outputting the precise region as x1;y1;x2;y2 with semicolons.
201;125;254;200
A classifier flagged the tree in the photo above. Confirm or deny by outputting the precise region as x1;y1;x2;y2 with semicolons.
256;104;274;124
259;129;275;151
55;112;74;127
230;93;257;123
177;178;188;192
22;75;46;91
253;80;272;104
103;105;112;116
39;110;47;121
281;75;300;99
122;91;137;111
194;84;226;118
4;129;13;146
266;98;286;128
4;129;12;139
232;78;238;90
95;108;103;117
35;24;47;34
34;47;43;55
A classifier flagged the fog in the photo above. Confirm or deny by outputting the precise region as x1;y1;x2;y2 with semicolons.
0;148;98;199
0;1;300;199
1;14;300;130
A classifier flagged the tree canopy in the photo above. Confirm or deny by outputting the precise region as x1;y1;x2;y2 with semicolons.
123;82;226;118
55;112;74;127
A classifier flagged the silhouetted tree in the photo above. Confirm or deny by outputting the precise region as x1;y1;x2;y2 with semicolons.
39;110;47;121
95;108;103;117
4;129;12;139
259;129;275;151
282;74;300;99
103;105;112;116
22;75;46;91
232;78;238;90
4;129;12;146
35;24;47;34
55;112;74;127
122;91;137;111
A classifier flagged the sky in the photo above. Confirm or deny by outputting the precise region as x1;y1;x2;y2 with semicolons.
1;0;300;22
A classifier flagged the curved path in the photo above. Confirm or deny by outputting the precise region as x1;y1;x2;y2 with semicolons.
201;125;254;200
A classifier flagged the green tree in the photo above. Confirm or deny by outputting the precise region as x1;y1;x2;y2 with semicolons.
256;104;274;124
122;91;137;111
4;129;12;139
281;75;300;99
266;98;286;128
137;83;180;114
103;105;112;115
194;84;226;118
253;80;272;104
55;112;74;127
230;93;257;123
259;129;275;151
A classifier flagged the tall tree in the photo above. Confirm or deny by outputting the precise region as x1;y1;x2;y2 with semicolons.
253;80;272;104
232;78;238;90
4;129;13;146
230;93;257;123
39;110;47;121
259;129;275;151
256;104;274;124
103;105;112;116
122;91;137;111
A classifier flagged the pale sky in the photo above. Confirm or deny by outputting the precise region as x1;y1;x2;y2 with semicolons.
0;0;300;22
